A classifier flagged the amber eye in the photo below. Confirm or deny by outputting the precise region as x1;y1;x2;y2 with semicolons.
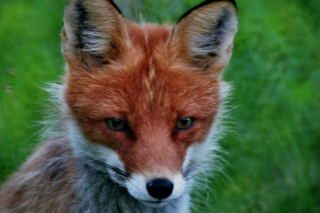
176;117;195;131
105;118;128;132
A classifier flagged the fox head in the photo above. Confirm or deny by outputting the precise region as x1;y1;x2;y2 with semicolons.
62;0;237;208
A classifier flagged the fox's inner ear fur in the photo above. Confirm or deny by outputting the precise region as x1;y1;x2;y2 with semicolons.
62;0;127;67
171;0;238;73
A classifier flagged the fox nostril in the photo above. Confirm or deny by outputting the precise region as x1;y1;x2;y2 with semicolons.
146;178;174;199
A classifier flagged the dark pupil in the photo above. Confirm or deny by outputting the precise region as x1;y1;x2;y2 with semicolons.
177;118;193;130
107;118;126;131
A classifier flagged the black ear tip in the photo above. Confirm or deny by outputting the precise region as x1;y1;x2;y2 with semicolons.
108;0;123;15
69;0;123;15
227;0;237;8
177;0;237;23
202;0;237;8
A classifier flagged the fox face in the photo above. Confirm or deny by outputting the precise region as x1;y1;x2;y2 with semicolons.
62;0;237;208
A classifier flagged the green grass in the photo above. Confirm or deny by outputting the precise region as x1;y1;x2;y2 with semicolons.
0;0;319;212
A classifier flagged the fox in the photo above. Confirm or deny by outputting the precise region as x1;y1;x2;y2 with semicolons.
0;0;238;212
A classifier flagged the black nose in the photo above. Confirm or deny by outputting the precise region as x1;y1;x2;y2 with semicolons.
146;178;174;199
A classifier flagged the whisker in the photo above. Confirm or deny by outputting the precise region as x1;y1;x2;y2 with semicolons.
183;160;213;182
183;160;201;177
88;158;129;178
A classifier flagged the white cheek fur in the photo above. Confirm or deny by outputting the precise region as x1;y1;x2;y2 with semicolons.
67;118;126;185
182;81;231;190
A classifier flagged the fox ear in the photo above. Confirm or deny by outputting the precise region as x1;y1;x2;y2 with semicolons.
62;0;127;67
170;0;238;73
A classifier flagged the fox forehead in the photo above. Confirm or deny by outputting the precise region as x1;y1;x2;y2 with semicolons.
66;23;220;122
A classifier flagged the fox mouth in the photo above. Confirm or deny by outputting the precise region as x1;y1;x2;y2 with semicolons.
140;199;171;208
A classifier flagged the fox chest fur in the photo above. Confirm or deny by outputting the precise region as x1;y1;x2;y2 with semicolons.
0;0;238;212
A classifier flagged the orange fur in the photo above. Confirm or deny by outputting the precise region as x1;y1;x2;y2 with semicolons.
66;23;220;173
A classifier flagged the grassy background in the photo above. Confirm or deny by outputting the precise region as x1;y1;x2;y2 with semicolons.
0;0;319;212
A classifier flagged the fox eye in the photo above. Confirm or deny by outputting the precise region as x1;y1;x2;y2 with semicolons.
105;118;128;132
176;117;194;131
